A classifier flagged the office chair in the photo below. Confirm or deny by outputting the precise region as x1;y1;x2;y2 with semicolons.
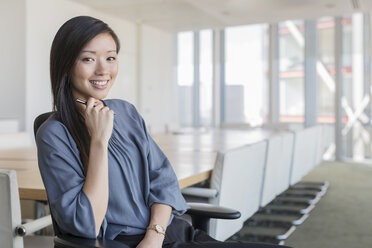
34;112;241;248
286;126;327;198
244;133;298;241
239;127;329;243
252;126;327;235
0;169;54;248
289;125;328;191
182;140;268;241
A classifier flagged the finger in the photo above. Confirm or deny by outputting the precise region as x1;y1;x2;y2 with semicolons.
100;106;110;113
93;101;106;112
86;97;96;111
94;99;104;107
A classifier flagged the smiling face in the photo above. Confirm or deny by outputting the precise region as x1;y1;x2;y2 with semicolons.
71;32;118;101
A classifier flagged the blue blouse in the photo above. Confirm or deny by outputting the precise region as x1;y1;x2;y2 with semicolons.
36;99;189;240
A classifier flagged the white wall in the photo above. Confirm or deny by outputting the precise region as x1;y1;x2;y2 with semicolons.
0;0;177;138
97;14;138;105
0;0;26;130
139;24;178;133
25;0;138;133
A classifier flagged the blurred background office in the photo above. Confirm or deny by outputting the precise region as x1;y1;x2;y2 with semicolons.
3;0;372;162
1;0;372;247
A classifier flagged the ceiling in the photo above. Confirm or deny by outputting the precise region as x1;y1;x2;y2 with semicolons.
71;0;372;32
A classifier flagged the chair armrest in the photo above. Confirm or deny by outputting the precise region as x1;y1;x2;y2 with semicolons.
181;187;218;198
186;202;241;220
16;215;52;236
185;202;241;232
53;204;241;246
55;234;131;248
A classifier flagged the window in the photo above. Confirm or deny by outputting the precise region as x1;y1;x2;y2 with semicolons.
199;30;213;126
317;17;335;122
224;24;268;126
177;32;193;126
279;20;305;123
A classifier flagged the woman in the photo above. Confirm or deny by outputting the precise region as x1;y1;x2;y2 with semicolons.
36;16;290;248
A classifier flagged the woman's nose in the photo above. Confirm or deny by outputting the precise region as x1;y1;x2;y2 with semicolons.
95;59;109;75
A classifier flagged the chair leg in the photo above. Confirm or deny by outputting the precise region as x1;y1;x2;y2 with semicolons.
190;216;209;233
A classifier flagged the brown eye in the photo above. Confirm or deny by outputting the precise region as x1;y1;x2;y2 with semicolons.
82;57;94;62
107;57;116;61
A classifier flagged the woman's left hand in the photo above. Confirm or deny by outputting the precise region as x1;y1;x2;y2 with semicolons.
136;230;164;248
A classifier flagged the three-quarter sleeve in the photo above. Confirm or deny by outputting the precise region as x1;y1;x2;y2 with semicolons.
36;121;100;239
134;114;189;216
146;134;189;215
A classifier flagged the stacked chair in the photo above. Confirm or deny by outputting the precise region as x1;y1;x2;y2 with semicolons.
243;125;329;244
291;125;329;192
182;124;330;245
240;131;298;243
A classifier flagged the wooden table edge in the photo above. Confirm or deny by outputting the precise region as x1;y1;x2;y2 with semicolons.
19;188;47;201
179;170;212;189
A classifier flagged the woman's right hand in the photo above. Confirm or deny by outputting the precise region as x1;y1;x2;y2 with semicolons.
83;97;114;145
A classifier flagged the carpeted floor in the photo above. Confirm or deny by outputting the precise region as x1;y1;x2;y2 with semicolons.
285;161;372;248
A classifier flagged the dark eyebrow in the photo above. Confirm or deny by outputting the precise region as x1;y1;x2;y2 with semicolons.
80;50;96;54
80;50;117;54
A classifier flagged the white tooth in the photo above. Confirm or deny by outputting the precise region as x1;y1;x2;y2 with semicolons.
90;80;108;86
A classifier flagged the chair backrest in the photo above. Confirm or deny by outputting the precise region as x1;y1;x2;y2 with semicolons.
33;112;54;139
314;125;324;166
0;169;23;248
303;126;320;173
260;132;295;206
276;132;295;194
261;122;290;131
33;112;62;236
289;126;319;185
209;140;268;241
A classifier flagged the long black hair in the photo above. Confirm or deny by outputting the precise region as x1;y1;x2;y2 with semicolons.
50;16;120;168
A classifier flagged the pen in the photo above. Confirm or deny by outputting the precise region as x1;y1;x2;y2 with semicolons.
75;98;116;115
75;98;87;105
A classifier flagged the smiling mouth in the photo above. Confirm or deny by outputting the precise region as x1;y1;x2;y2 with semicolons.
89;80;109;86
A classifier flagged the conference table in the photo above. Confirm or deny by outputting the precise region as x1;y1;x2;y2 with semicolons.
152;128;280;152
0;147;37;160
0;148;217;201
0;128;285;202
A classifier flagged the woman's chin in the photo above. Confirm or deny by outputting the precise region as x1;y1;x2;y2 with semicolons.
88;93;109;100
